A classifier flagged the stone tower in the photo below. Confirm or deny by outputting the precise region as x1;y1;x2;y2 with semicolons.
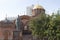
32;4;45;16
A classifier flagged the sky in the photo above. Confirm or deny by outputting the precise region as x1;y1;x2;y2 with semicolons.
0;0;60;20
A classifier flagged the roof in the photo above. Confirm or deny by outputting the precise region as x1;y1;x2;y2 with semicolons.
33;4;44;9
20;15;31;20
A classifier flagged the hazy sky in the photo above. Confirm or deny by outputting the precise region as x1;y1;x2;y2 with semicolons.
0;0;60;20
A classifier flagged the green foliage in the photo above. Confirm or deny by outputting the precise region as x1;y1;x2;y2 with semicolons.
29;14;47;40
29;11;60;40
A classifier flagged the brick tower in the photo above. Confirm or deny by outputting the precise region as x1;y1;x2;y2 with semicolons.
32;4;45;16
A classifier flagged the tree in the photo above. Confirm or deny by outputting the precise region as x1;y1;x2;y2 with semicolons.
29;10;60;40
29;13;47;40
54;12;60;40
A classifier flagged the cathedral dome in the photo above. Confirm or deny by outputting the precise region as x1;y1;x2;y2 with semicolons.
33;4;44;9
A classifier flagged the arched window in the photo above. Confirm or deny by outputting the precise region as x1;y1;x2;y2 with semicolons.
24;26;28;30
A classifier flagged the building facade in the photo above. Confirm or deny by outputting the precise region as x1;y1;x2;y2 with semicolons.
26;5;34;16
0;4;45;40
